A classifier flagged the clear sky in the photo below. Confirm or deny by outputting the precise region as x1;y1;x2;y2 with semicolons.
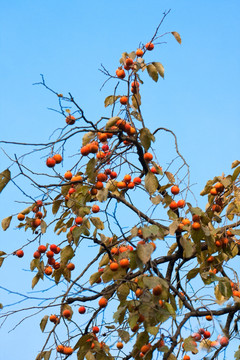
0;1;239;359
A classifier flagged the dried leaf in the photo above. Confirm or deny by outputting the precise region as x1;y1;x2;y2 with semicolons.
147;64;158;82
0;169;11;193
1;216;12;231
171;31;182;44
152;62;164;78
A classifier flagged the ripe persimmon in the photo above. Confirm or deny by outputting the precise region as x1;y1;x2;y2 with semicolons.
192;214;200;222
50;244;57;253
117;181;127;189
215;182;224;193
56;345;64;353
89;143;99;153
141;344;151;354
192;222;201;230
81;145;90;156
92;326;99;333
67;263;75;271
120;96;128;105
116;68;126;79
133;177;141;185
210;187;218;196
169;201;178;210
119;258;129;268
65;115;76;125
38;245;47;253
35;211;43;219
136;48;144;57
206;315;212;321
110;262;119;271
135;288;143;297
97;173;108;182
95;181;104;190
145;42;154;50
98;297;108;308
144;152;153;162
53;154;62;163
75;216;83;225
171;185;180;195
63;347;73;355
49;314;58;323
96;151;105;160
78;306;86;314
182;218;191;225
110;171;117;179
17;213;25;221
153;284;163;296
212;204;221;212
46;250;54;258
92;204;100;213
62;309;71;318
64;171;72;180
46;157;56;168
117;342;123;349
16;249;24;258
177;199;185;208
33;250;41;259
44;266;52;276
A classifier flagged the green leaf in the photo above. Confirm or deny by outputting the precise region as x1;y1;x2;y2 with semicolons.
82;131;95;146
214;284;228;305
143;276;161;289
232;160;240;169
171;31;182;44
40;315;48;332
131;93;141;110
89;271;101;285
96;187;108;202
90;217;104;230
105;116;121;129
146;326;159;335
0;251;6;257
40;220;47;234
0;257;4;268
60;245;74;265
137;243;154;264
35;350;52;360
30;258;40;271
234;346;240;360
104;95;121;107
118;329;130;343
165;171;175;184
32;273;40;289
99;253;110;267
183;336;198;353
144;172;159;195
117;283;130;301
147;64;158;82
187;268;199;280
219;278;232;298
139;128;155;151
180;237;194;258
52;200;62;215
152;62;164;78
0;169;11;193
232;166;240;181
151;194;162;205
0;303;3;309
1;216;12;231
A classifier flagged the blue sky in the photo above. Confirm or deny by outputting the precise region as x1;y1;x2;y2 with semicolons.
0;1;240;359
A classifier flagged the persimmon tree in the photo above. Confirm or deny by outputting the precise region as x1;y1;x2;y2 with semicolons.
1;12;240;360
